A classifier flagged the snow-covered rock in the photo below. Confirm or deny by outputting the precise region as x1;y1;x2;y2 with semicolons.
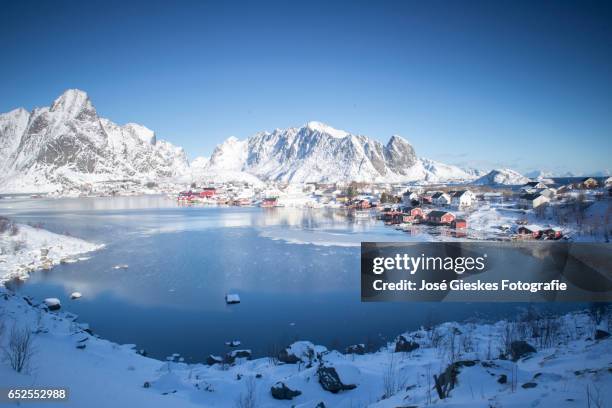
44;297;61;310
279;341;327;364
317;364;359;393
472;168;530;186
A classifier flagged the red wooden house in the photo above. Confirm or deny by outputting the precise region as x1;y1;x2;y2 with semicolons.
402;207;425;223
199;188;216;198
451;218;467;229
427;210;455;225
261;197;278;208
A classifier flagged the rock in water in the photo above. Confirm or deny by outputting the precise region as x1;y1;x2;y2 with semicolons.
70;292;82;300
44;298;61;311
270;382;302;400
225;293;240;304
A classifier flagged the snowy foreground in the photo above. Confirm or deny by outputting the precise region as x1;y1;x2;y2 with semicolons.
1;284;610;407
0;222;103;285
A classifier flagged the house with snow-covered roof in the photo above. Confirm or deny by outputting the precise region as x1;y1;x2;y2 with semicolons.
431;192;451;206
521;181;547;192
450;190;476;207
427;210;455;225
518;192;550;209
401;190;419;206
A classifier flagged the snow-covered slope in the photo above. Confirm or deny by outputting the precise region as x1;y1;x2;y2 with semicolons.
0;89;189;193
472;168;530;186
201;121;474;183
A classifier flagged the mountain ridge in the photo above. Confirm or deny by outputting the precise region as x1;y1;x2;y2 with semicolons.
0;89;562;193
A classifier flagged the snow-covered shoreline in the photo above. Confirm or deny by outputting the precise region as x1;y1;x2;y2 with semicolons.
0;221;103;285
1;285;610;407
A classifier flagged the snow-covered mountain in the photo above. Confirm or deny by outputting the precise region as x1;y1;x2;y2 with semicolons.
472;168;530;186
195;121;474;184
1;90;502;192
0;89;189;193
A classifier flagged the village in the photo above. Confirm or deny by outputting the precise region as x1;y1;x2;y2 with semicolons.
174;176;612;243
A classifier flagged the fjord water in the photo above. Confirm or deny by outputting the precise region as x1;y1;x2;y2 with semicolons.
1;196;576;362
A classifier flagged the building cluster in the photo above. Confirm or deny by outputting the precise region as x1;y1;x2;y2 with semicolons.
173;176;611;241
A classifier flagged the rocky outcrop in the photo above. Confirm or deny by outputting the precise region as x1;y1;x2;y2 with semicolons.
510;341;536;361
395;335;420;353
278;341;325;365
270;382;301;400
317;365;358;393
224;350;251;364
345;344;366;355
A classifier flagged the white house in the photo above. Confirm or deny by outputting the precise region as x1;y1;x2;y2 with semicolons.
519;193;550;209
431;192;451;206
537;187;556;199
450;190;476;207
401;190;419;206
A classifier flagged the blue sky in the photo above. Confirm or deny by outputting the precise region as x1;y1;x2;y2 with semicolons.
1;0;611;174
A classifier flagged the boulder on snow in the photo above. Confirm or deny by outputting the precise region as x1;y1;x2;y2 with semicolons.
70;292;82;300
225;293;240;304
395;335;419;353
345;344;366;355
510;341;536;361
433;360;478;399
317;364;359;393
225;349;251;364
595;329;610;340
43;297;61;311
270;382;302;400
206;355;223;366
522;382;538;389
278;341;325;365
497;374;508;384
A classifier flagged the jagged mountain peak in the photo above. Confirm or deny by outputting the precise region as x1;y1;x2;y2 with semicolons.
203;122;472;183
304;121;349;138
50;88;95;118
0;89;189;193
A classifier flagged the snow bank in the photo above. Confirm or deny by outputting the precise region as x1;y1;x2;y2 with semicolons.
0;223;103;284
